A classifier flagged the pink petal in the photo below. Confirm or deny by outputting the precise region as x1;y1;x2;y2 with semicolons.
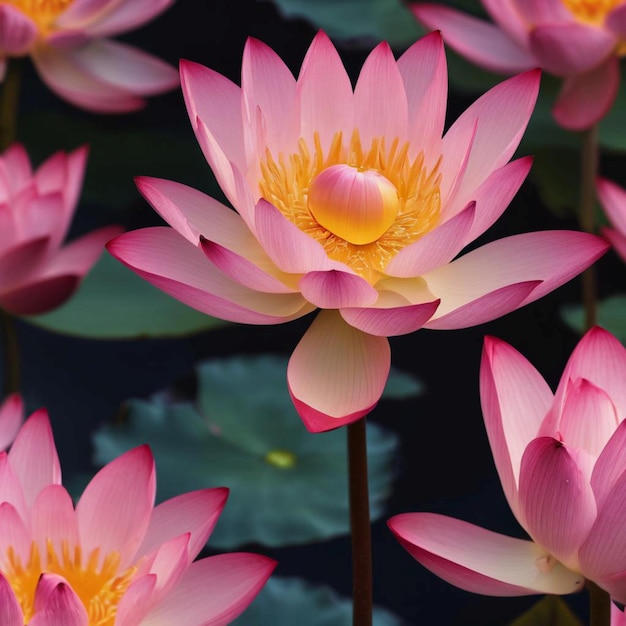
296;31;354;151
0;144;32;193
299;270;378;309
388;512;585;595
591;419;626;511
519;437;596;567
598;176;626;234
141;553;276;626
482;0;531;46
606;4;626;37
0;574;23;625
412;5;535;73
602;226;626;262
31;485;79;549
0;393;23;451
287;310;390;432
76;446;155;566
114;574;156;626
107;227;313;324
553;56;620;130
513;0;574;23
0;5;37;55
0;237;50;293
0;502;31;564
30;578;88;626
354;41;408;147
480;336;554;521
54;0;121;26
139;534;190;602
340;299;439;336
0;274;80;316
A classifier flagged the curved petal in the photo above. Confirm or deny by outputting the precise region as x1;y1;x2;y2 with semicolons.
412;5;536;73
0;5;37;55
0;236;51;293
592;419;626;511
552;56;619;130
287;310;391;432
602;226;626;263
299;270;378;309
31;485;78;549
0;274;80;316
114;574;156;626
30;579;88;626
606;4;626;37
0;393;23;451
141;553;276;626
519;437;596;566
513;0;572;24
0;574;23;625
529;23;615;76
597;176;626;235
482;0;531;45
388;512;584;595
0;502;31;565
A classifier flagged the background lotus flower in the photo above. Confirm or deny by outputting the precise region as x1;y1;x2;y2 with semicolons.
0;408;276;625
0;393;22;449
412;0;626;129
389;327;626;603
0;0;178;112
597;175;626;262
107;30;608;432
0;143;121;315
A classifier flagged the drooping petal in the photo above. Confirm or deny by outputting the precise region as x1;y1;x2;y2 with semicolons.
299;270;378;309
0;393;22;451
388;513;584;595
287;310;391;432
0;5;37;55
597;176;626;235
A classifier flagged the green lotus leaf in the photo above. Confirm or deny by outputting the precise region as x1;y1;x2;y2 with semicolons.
561;295;626;341
234;576;403;625
509;596;582;626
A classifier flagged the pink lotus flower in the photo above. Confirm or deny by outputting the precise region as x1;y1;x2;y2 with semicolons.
0;408;276;624
107;31;608;432
597;176;626;262
412;1;626;129
1;0;178;112
0;143;121;315
0;393;22;449
389;327;626;603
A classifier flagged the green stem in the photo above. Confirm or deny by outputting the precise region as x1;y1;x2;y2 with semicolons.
348;417;372;626
0;60;22;151
0;310;20;395
580;124;599;330
588;581;611;626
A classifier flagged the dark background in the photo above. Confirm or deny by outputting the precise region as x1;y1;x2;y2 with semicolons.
11;1;624;623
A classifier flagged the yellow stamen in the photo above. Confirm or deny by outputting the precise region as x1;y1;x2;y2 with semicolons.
561;0;622;25
259;130;442;284
7;0;72;34
5;540;136;625
265;449;297;469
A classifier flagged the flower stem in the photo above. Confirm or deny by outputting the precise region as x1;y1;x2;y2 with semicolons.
0;310;20;395
579;124;599;330
0;60;22;152
348;417;372;626
588;581;611;626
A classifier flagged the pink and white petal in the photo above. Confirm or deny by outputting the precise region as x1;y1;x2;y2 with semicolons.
354;42;408;146
76;446;155;565
0;502;31;565
9;408;61;507
54;0;120;27
597;176;626;235
107;227;313;324
591;419;626;511
482;0;531;45
513;0;575;24
442;70;539;203
142;553;276;626
299;270;378;309
0;144;32;193
439;117;477;209
0;393;23;451
553;56;620;130
140;534;190;602
412;5;536;73
296;31;353;151
385;202;475;277
138;488;229;563
558;379;619;458
519;437;597;566
0;274;80;316
287;310;390;432
241;37;298;155
0;5;37;55
423;231;609;324
602;226;626;263
480;336;554;521
397;31;448;161
340;299;439;336
30;579;88;626
388;512;585;595
606;4;626;37
529;23;615;76
13;191;66;248
0;574;23;625
114;575;157;626
180;61;245;170
31;485;78;550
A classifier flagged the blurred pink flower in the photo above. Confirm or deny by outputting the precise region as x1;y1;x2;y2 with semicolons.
108;31;608;432
0;409;276;625
389;327;626;603
413;0;626;129
0;144;121;315
597;176;626;261
1;0;178;112
0;393;22;449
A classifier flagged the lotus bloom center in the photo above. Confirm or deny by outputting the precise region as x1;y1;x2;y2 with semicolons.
8;0;71;32
5;540;135;624
562;0;623;24
259;130;442;282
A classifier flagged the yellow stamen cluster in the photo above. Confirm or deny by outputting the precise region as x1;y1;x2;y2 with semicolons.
259;130;442;284
8;0;72;34
561;0;622;25
5;540;137;625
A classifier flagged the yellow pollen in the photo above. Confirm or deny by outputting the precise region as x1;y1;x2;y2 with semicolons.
265;449;297;469
6;0;72;34
561;0;623;25
4;540;137;625
259;130;442;284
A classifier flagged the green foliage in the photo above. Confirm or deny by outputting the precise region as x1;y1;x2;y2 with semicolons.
562;296;626;342
509;596;582;626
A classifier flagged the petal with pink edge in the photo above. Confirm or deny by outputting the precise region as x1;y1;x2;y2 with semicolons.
141;553;277;626
602;227;626;263
592;419;626;511
412;5;535;73
0;574;23;625
597;176;626;235
30;578;88;626
388;512;584;595
0;393;23;451
31;485;79;549
287;310;391;432
299;270;378;309
0;5;37;55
